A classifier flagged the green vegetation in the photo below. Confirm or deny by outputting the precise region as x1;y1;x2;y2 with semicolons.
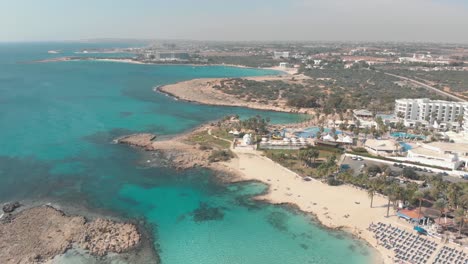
186;130;231;149
386;69;468;99
237;116;270;135
301;67;445;113
263;147;338;177
207;55;276;68
208;150;234;163
212;67;446;114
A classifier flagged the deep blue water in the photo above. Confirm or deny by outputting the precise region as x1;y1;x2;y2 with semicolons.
0;43;375;264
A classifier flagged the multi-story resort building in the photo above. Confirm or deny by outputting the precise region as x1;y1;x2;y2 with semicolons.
464;104;468;134
394;98;468;131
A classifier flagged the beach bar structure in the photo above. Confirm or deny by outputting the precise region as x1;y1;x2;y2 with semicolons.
397;209;425;223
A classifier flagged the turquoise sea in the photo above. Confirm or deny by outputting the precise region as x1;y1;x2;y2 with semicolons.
0;43;375;264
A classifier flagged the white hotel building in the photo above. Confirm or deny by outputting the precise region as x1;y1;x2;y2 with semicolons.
394;98;468;132
464;104;468;134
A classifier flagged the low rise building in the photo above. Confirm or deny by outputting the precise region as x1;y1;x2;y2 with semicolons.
273;51;290;60
406;142;468;170
364;139;401;156
353;109;373;120
352;109;377;128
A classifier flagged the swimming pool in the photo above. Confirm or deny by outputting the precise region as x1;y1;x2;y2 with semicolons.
391;132;425;140
399;142;413;152
376;114;395;120
293;127;342;138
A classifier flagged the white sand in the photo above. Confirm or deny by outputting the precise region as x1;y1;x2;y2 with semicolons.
223;149;403;263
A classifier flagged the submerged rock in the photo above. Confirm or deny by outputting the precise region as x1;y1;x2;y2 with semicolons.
2;201;21;213
191;202;224;222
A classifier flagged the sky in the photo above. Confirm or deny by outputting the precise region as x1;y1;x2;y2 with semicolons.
1;0;468;43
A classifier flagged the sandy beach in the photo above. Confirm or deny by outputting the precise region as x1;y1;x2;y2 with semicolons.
117;123;468;264
224;149;392;263
118;126;392;262
157;75;314;114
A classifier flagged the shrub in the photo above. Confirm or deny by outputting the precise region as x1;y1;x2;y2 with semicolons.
208;150;234;163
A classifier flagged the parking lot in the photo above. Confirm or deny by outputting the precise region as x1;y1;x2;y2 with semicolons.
341;156;466;183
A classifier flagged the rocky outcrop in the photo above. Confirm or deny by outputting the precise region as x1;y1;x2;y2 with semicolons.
116;133;156;150
78;218;140;256
2;201;21;213
0;206;141;264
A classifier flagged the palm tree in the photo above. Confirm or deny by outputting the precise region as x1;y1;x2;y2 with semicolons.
308;148;319;166
454;208;466;236
298;149;308;167
384;184;397;217
367;183;377;208
447;184;462;209
434;198;447;225
413;191;424;220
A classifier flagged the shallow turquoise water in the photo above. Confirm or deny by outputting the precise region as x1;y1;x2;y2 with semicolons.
0;43;374;264
391;132;425;140
399;142;413;151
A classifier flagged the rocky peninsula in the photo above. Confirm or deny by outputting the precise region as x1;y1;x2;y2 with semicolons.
0;205;141;264
116;133;157;150
156;75;313;114
116;124;237;173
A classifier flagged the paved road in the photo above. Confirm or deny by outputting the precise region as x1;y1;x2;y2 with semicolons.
342;156;466;183
384;72;466;102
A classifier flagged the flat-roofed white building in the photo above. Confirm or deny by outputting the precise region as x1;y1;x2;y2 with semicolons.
406;142;468;170
273;51;290;59
394;98;467;130
364;139;401;156
464;104;468;134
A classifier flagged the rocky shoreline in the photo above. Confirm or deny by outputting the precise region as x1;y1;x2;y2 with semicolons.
115;133;157;150
116;126;227;171
0;204;142;264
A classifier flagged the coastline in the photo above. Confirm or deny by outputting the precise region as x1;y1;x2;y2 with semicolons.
116;125;390;263
31;56;387;262
32;56;296;75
